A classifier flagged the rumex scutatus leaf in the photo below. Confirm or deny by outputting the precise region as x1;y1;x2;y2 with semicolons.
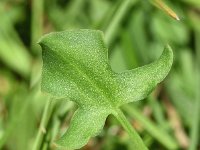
39;29;173;149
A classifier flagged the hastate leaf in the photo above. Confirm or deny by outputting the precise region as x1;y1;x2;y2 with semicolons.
39;29;173;149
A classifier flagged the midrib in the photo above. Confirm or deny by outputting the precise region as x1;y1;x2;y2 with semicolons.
54;50;116;107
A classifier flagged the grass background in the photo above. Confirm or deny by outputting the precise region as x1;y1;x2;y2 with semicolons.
0;0;199;149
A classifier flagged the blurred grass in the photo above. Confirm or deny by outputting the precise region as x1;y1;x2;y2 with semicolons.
0;0;199;150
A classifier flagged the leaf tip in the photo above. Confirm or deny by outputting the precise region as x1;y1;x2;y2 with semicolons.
54;136;90;150
165;44;173;58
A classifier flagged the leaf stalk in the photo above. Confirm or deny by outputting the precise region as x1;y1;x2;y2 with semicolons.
115;109;148;150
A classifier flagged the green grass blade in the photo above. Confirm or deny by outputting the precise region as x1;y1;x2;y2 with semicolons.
31;0;44;55
123;104;179;149
32;98;53;150
104;0;137;45
189;32;200;150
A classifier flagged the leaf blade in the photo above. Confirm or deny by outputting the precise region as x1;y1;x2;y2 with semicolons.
116;45;173;104
39;30;116;106
39;30;173;149
56;107;109;149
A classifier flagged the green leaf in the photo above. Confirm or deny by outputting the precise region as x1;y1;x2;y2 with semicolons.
39;29;173;149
